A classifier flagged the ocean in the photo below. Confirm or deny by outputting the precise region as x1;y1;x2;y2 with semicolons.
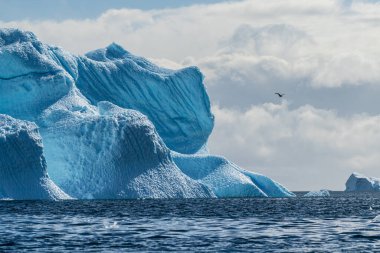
0;192;379;252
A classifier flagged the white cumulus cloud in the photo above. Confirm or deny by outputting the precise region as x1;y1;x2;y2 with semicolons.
209;103;380;190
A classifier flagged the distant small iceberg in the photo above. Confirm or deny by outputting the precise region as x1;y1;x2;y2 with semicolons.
304;189;330;197
345;172;380;192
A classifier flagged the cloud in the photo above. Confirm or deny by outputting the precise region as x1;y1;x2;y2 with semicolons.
0;0;347;60
209;103;380;190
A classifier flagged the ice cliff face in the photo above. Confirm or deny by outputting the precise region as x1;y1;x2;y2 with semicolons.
345;172;380;192
0;114;70;200
0;28;294;199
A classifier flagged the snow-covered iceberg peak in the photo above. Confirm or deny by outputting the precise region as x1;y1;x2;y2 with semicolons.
0;114;70;200
345;172;380;192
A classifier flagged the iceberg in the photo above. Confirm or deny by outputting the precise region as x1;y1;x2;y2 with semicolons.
0;114;70;200
0;28;294;199
303;189;330;197
345;172;380;192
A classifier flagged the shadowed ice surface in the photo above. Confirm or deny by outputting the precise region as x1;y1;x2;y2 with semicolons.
1;192;380;252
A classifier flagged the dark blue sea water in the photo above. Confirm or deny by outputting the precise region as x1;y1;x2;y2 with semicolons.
1;192;380;252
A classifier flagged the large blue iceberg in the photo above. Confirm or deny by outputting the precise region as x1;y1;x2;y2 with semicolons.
0;28;294;199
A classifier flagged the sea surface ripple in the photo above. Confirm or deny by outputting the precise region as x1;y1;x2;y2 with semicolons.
1;192;380;252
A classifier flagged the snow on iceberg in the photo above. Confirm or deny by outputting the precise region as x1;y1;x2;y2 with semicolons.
303;189;330;197
0;28;293;199
345;172;380;192
0;114;70;200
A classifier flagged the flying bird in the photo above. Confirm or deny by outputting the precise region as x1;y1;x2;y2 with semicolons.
275;93;285;98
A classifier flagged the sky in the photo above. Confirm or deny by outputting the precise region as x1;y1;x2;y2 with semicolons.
2;0;380;190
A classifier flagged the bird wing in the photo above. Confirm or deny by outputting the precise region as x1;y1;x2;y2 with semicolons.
274;92;284;97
